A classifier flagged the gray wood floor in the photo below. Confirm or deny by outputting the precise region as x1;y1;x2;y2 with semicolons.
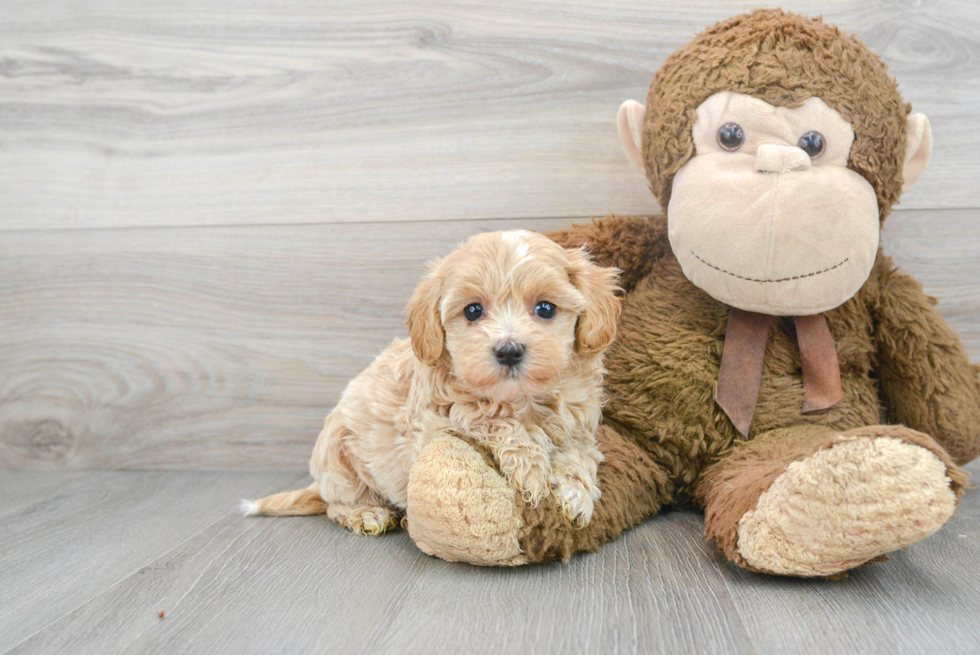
2;463;979;655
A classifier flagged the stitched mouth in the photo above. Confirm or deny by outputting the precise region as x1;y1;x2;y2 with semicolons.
691;251;849;284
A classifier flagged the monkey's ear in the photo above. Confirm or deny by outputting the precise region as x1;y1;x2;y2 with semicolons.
617;100;646;171
406;267;445;366
903;113;932;190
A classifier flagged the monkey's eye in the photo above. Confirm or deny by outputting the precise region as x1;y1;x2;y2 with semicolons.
463;303;484;322
798;131;826;159
717;122;745;151
534;301;556;320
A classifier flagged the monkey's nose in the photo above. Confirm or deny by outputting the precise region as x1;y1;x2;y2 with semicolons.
494;342;525;368
755;144;812;173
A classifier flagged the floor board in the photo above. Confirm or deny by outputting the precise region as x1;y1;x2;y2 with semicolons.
3;0;979;650
719;488;980;654
369;511;754;655
0;471;304;653
2;464;979;654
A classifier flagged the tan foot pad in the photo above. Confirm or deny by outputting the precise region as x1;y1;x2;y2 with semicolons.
737;437;958;577
406;436;526;566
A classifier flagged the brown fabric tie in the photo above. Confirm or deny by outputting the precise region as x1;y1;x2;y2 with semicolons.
715;308;842;437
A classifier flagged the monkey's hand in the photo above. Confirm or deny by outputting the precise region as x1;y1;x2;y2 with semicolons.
876;254;980;465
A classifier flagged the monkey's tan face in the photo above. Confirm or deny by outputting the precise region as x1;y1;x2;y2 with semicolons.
667;91;880;316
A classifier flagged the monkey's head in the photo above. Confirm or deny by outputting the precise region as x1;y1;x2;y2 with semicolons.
618;10;932;316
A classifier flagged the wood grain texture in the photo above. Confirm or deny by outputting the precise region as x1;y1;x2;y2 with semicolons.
0;470;304;653
368;511;754;655
6;510;435;655
3;210;979;471
1;0;979;231
4;463;979;654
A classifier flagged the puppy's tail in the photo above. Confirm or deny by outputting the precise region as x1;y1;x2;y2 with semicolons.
240;482;328;516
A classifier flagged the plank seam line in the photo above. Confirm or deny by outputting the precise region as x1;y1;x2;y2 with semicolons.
0;206;972;235
0;215;598;235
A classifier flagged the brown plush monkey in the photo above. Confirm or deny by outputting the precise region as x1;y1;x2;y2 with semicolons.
403;9;980;576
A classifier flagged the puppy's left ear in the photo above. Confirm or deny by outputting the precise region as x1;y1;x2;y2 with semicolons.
406;264;445;366
566;247;622;355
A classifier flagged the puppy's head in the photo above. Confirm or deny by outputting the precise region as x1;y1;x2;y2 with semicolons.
407;230;621;400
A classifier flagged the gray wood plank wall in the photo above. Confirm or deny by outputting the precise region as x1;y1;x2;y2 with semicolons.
3;0;979;470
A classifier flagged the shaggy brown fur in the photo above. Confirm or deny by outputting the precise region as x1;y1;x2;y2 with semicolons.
553;215;669;293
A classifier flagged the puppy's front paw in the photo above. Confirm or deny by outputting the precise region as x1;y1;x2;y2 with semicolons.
551;469;601;529
498;448;551;508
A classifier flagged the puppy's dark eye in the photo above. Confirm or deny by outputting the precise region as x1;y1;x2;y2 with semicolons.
798;131;825;159
463;303;483;322
717;122;745;151
534;301;556;319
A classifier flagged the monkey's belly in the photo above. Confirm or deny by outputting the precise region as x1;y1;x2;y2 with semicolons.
602;257;882;498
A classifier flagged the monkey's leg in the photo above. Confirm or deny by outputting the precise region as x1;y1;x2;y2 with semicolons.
405;425;670;566
697;424;968;577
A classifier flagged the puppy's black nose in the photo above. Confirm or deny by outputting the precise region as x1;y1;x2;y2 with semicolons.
494;342;525;368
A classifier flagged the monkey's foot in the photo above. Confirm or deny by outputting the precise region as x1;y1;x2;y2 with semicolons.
735;436;959;577
406;436;526;566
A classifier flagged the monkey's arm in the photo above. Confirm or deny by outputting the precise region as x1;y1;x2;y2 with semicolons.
547;214;669;292
875;254;980;464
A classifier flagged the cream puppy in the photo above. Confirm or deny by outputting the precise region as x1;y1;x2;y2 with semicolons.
244;230;621;534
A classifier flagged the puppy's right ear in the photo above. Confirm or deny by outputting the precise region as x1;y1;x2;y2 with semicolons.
406;266;445;366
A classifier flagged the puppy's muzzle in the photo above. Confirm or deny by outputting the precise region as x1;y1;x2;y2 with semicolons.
494;342;525;368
